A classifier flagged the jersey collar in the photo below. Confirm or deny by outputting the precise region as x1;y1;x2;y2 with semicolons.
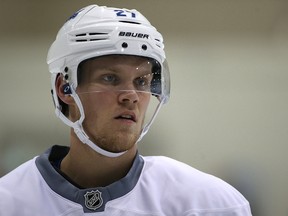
35;145;144;213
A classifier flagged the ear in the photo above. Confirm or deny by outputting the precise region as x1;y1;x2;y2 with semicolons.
55;74;75;105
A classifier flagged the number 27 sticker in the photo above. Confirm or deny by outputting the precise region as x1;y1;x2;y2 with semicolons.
114;10;136;18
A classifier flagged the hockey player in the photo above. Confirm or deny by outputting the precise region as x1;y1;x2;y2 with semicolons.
0;4;252;215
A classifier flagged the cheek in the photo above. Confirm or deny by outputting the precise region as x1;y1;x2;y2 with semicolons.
80;93;111;115
80;95;113;131
139;95;151;113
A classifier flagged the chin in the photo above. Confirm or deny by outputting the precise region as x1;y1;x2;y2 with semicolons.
93;133;139;153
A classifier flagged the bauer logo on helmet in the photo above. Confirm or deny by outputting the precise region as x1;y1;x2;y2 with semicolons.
118;31;149;39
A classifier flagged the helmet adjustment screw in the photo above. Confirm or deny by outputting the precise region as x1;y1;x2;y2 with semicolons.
64;67;69;80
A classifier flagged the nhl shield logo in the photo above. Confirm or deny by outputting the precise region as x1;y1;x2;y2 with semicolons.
84;190;103;210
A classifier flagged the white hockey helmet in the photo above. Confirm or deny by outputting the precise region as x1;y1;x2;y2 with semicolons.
47;5;170;157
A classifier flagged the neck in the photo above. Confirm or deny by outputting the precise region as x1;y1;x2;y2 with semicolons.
60;133;138;188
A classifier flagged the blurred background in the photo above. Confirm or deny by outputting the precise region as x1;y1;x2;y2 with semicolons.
0;0;287;215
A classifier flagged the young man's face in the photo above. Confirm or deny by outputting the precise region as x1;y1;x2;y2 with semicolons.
75;55;153;153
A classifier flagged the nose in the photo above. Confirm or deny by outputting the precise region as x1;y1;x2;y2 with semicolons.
118;90;139;105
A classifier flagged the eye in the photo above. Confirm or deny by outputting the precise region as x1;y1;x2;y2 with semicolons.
101;74;118;84
134;74;152;91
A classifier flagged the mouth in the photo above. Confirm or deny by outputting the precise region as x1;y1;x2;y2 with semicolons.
115;113;137;123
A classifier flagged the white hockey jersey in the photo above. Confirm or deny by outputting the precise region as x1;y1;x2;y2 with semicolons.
0;145;252;215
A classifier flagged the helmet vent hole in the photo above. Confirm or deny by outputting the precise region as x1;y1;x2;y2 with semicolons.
74;32;109;42
76;33;86;37
119;21;140;25
122;42;128;48
142;44;147;50
89;32;108;36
